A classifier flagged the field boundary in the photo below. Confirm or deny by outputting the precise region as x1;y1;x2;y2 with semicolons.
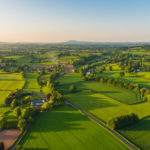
65;101;139;150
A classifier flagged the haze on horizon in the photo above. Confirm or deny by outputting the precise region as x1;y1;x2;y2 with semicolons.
1;0;150;43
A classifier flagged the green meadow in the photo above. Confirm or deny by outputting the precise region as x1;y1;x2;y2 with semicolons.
120;117;150;150
20;106;129;150
56;73;150;149
23;72;41;93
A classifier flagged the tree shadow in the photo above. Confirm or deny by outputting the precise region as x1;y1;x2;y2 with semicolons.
27;106;89;133
120;116;150;131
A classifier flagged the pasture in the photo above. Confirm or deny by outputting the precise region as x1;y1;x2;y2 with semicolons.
0;72;24;114
23;72;40;92
20;106;129;150
57;73;150;148
59;74;150;120
120;117;150;150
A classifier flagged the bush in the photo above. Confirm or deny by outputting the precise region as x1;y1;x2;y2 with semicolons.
14;107;21;118
0;117;6;130
69;85;77;93
11;99;18;109
107;113;139;129
17;119;27;131
6;119;17;129
5;96;13;105
120;72;125;77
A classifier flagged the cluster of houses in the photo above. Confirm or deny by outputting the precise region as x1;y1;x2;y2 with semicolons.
30;63;74;73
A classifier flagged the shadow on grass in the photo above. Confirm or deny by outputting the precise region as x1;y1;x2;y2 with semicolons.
120;116;150;131
26;106;89;133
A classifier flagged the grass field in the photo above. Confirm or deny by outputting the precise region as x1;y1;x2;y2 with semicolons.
120;116;150;150
58;73;140;105
23;72;41;93
96;64;150;88
57;73;150;122
57;73;150;149
0;72;25;114
20;106;129;150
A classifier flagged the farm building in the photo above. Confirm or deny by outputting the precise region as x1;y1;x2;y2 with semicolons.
30;64;57;71
31;100;46;108
63;64;74;73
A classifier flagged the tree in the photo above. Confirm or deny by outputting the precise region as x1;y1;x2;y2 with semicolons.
0;142;4;150
41;102;51;111
14;107;21;118
17;119;27;131
5;96;13;105
109;66;113;71
0;117;6;130
69;85;77;93
120;72;125;77
11;99;18;109
107;113;139;129
21;108;30;119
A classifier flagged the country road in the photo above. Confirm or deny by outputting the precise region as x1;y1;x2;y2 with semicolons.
65;101;138;150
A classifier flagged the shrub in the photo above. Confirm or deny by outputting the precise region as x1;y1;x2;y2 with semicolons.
17;119;27;131
107;113;139;129
120;72;125;77
6;119;17;129
14;107;21;118
11;99;18;109
69;85;77;93
0;117;6;130
5;96;13;105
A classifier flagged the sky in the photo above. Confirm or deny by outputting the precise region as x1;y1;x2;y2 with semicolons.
0;0;150;43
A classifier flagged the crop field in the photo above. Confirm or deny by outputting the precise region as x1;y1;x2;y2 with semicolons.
23;72;40;92
0;72;24;114
20;106;129;150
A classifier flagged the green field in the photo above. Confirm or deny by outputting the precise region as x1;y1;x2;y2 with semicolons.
96;64;150;89
57;73;150;122
23;72;41;93
0;72;24;103
20;106;129;150
58;73;140;105
57;73;150;149
0;71;25;114
120;117;150;150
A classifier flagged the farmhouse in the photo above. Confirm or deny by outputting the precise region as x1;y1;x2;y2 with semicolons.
30;64;57;71
63;64;74;73
31;100;46;108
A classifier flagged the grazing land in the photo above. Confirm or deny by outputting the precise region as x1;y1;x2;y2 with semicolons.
119;117;150;150
0;71;25;114
20;106;129;150
57;73;150;122
23;72;40;92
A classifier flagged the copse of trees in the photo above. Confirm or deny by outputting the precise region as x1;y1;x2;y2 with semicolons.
107;113;139;129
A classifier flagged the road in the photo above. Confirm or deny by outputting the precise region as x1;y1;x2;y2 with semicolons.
65;101;138;150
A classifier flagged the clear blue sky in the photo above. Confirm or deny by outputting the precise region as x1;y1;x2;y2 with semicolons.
0;0;150;42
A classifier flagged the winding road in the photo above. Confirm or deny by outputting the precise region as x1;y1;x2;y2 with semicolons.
65;101;138;150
